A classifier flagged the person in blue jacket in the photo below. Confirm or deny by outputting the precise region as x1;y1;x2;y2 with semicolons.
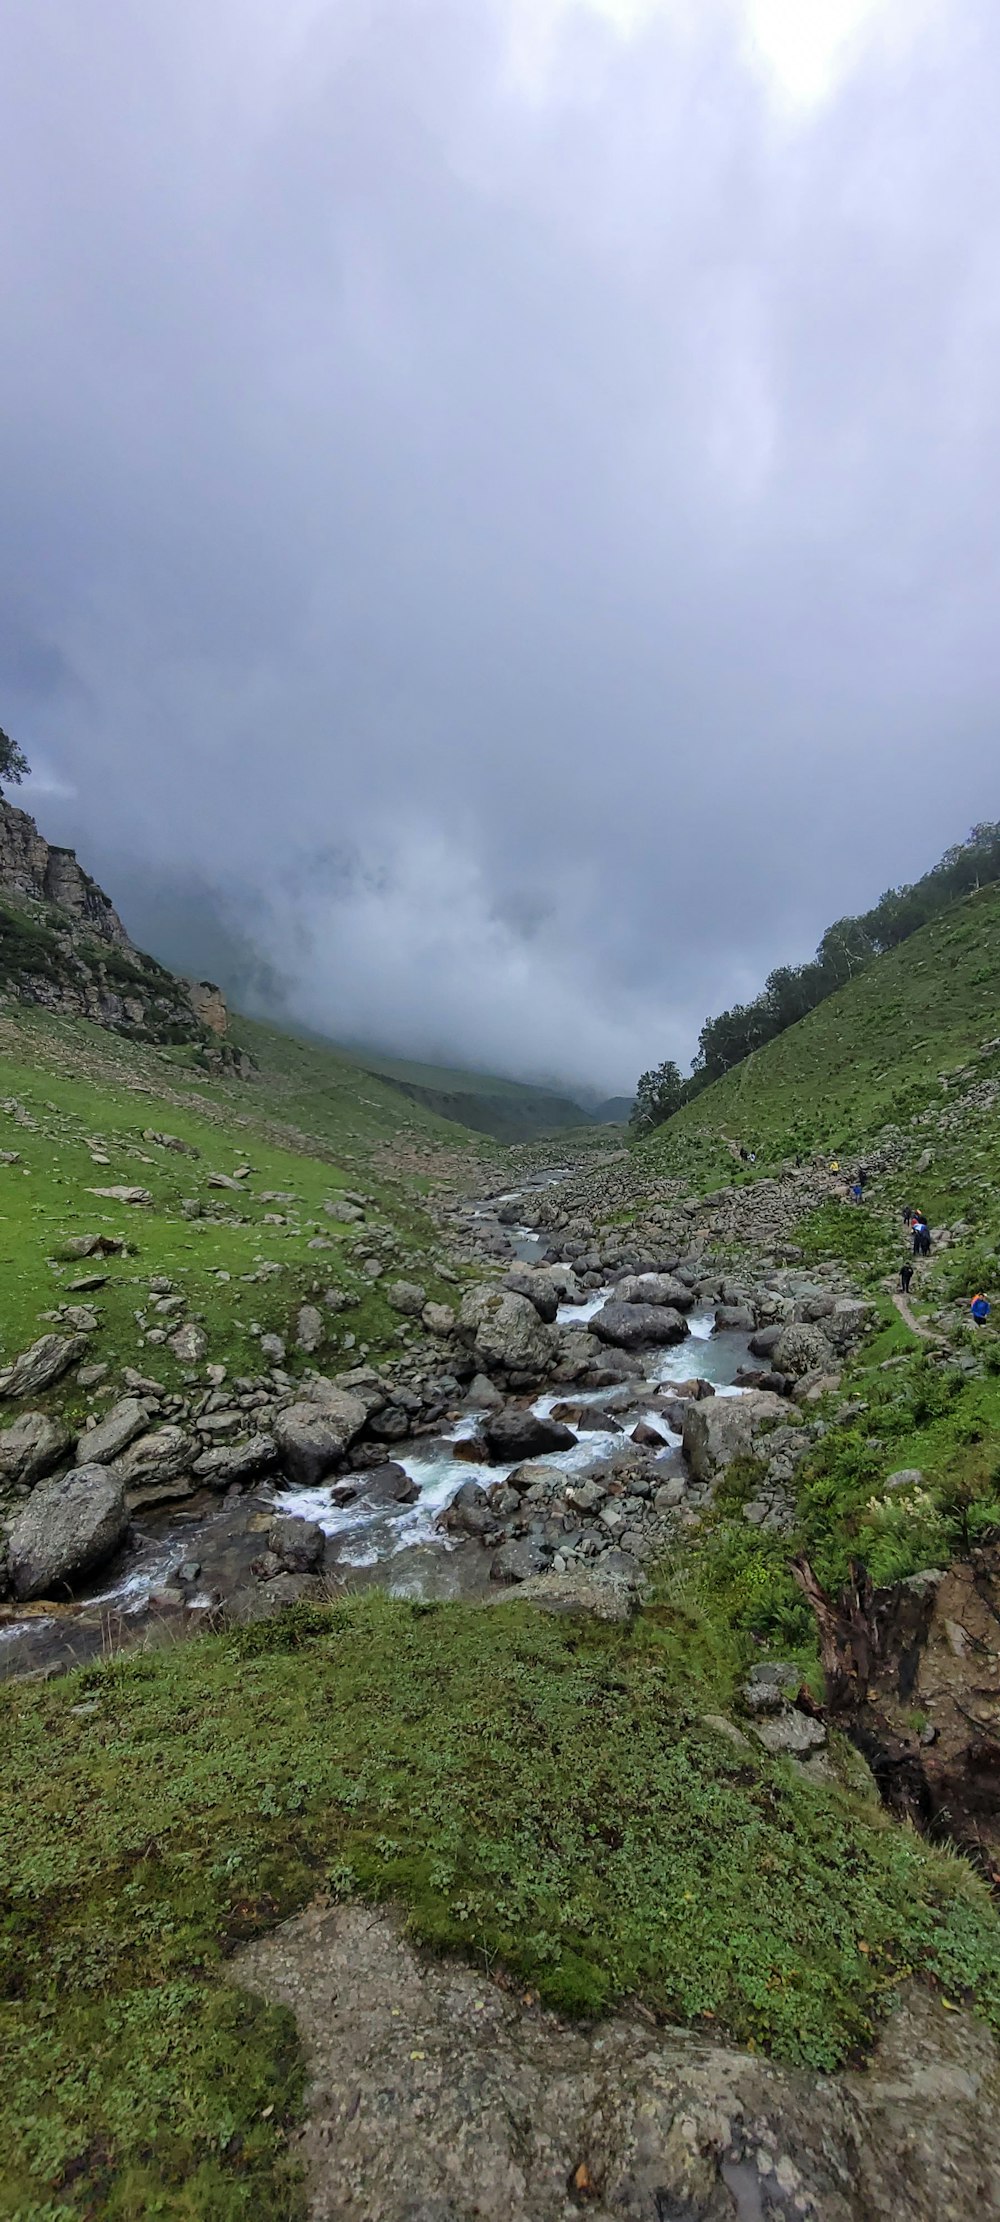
971;1294;991;1326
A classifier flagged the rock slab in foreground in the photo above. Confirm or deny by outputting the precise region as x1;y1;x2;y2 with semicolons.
6;1464;127;1599
234;1902;1000;2222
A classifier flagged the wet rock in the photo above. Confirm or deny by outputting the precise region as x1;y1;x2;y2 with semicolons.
443;1481;496;1537
0;1333;89;1400
193;1434;279;1488
714;1303;756;1332
0;1410;75;1489
630;1419;671;1449
267;1515;325;1572
225;1572;313;1623
368;1406;412;1442
483;1409;576;1461
352;1462;420;1506
168;1322;208;1364
6;1463;127;1599
274;1394;367;1486
81;1397;150;1465
681;1390;791;1484
296;1305;325;1354
589;1302;688;1349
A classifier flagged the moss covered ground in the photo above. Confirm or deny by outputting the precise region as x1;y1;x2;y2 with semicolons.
5;1592;1000;2218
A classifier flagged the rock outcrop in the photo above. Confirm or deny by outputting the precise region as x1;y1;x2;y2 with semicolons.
0;796;251;1066
235;1902;1000;2222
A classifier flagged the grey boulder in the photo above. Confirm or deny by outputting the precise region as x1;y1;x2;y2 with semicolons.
682;1390;791;1483
0;1411;75;1488
771;1322;834;1380
459;1288;558;1378
589;1302;689;1350
0;1334;89;1400
193;1434;279;1488
614;1273;695;1311
6;1463;128;1600
274;1393;367;1485
483;1410;576;1461
81;1397;150;1465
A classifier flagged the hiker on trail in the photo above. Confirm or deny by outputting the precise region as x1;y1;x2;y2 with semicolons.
900;1263;914;1295
971;1294;991;1326
858;1168;868;1188
912;1217;931;1257
850;1180;863;1204
902;1204;914;1227
830;1159;840;1175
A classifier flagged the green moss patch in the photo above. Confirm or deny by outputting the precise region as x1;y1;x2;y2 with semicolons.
4;1594;1000;2215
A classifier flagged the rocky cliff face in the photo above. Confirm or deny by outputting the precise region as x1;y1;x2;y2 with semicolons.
0;800;132;948
0;797;250;1070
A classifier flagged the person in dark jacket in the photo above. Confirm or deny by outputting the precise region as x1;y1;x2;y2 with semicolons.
900;1264;914;1295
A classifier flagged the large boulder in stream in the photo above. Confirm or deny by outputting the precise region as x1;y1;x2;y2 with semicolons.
483;1409;576;1462
590;1302;689;1350
682;1390;792;1484
614;1273;695;1312
6;1463;127;1599
458;1288;558;1378
274;1393;368;1487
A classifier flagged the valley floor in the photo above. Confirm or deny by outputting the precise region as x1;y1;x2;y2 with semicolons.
4;996;1000;2219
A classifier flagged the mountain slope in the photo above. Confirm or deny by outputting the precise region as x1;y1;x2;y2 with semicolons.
351;1048;598;1142
0;1002;484;1387
640;883;1000;1193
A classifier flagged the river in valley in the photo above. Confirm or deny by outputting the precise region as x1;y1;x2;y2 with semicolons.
0;1169;753;1677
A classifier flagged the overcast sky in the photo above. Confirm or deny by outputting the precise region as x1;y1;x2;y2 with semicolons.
2;0;998;1092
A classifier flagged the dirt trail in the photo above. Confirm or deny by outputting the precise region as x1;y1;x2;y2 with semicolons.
888;1285;948;1343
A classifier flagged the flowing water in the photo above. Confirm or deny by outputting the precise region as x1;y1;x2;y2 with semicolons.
0;1169;751;1671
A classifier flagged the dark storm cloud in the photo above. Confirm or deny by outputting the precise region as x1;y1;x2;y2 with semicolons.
1;0;998;1089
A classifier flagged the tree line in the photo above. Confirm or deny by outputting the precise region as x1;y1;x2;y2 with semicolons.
632;821;1000;1136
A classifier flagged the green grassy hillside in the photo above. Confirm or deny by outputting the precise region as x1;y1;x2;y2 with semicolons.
351;1047;596;1142
0;1005;482;1387
641;884;1000;1194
